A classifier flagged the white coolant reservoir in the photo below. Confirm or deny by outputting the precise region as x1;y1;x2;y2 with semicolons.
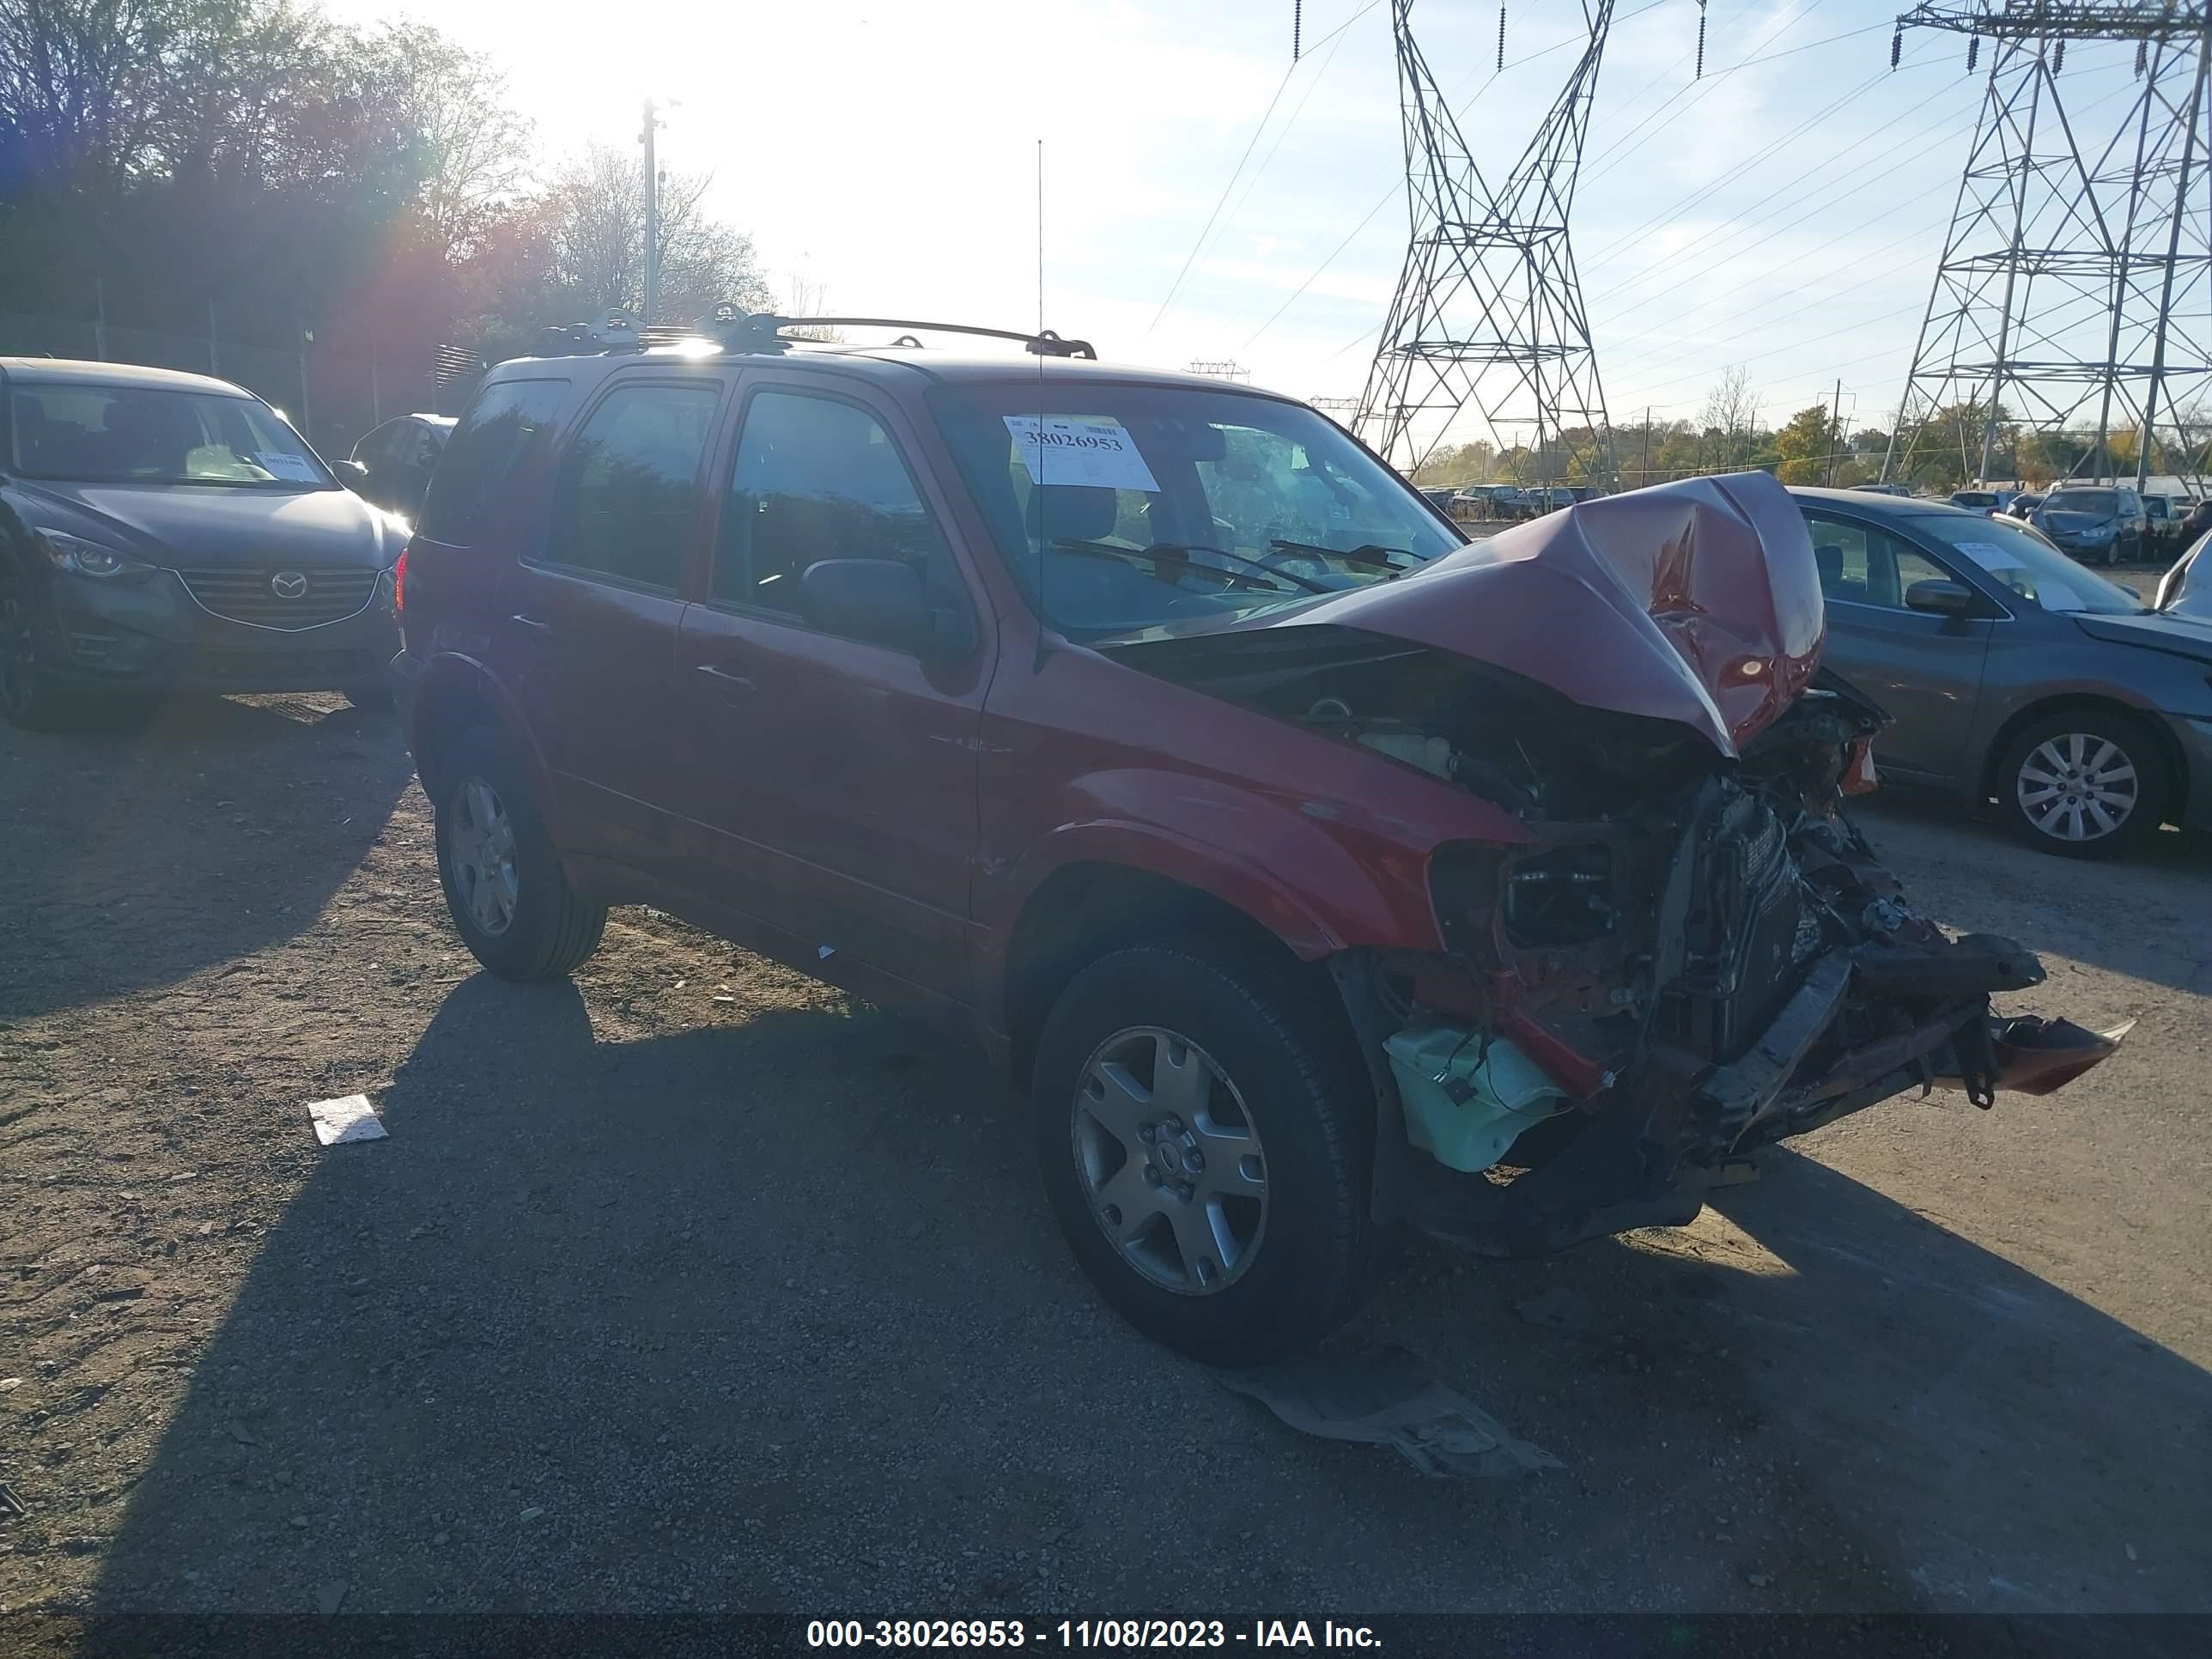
1356;730;1455;781
1382;1028;1570;1174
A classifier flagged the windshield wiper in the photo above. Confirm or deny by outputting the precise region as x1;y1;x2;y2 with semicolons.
1051;538;1329;594
1266;537;1423;576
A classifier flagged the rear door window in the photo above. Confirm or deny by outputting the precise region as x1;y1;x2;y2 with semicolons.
543;381;721;593
416;379;569;544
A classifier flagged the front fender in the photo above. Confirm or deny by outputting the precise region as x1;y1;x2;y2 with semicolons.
984;765;1491;976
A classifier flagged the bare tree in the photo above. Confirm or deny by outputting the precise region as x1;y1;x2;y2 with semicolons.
361;22;533;261
538;143;773;325
1699;365;1760;472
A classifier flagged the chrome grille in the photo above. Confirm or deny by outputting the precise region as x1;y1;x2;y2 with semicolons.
176;567;378;630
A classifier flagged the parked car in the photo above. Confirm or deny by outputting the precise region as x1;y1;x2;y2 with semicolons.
1948;488;2014;514
2005;491;2045;520
393;326;2119;1362
1451;484;1501;520
0;357;402;728
2157;529;2211;619
2142;493;2192;554
1794;485;2212;855
345;412;455;521
1418;485;1459;516
2027;483;2147;566
1850;482;1913;496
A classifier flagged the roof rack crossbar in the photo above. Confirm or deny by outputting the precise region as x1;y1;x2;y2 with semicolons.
734;314;1097;359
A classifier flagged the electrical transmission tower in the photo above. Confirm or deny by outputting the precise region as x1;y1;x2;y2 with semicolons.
1884;3;2212;492
1357;2;1619;488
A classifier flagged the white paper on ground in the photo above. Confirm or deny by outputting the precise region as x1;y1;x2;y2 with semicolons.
307;1094;387;1146
1003;416;1161;493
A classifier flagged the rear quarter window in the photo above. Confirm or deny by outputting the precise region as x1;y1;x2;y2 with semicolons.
416;378;570;544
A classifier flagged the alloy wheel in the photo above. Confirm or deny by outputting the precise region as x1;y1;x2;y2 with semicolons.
2016;732;2139;844
448;775;520;936
1071;1026;1267;1295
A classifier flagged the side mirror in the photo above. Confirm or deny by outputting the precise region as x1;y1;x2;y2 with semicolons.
333;459;369;489
799;558;973;662
1905;578;1979;617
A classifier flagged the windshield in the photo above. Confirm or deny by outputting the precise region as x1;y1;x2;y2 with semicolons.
1953;492;1997;507
928;383;1462;639
5;382;331;489
2044;489;2117;515
1911;512;2142;614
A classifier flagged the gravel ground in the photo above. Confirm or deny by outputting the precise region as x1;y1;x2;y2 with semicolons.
2;690;2208;1638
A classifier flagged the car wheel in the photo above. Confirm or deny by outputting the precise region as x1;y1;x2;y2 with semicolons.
1997;711;2169;859
0;568;65;732
433;725;607;979
1032;940;1385;1366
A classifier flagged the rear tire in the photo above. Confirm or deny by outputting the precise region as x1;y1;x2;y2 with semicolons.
1996;709;2169;859
1032;940;1384;1366
433;725;606;978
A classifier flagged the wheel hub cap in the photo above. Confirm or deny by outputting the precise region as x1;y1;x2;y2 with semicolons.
1073;1028;1267;1296
449;775;520;936
2017;733;2138;842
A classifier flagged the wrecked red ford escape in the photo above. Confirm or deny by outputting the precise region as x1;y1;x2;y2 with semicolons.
393;325;2124;1365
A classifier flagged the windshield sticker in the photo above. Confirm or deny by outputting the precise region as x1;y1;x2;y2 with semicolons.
1952;541;2014;567
255;452;322;482
1003;416;1161;493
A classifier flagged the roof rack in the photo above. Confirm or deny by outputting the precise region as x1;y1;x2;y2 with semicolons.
725;313;1097;359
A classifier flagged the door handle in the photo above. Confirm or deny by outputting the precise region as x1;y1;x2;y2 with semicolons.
694;663;757;692
509;613;553;635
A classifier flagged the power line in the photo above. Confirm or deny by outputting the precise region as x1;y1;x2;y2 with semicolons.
1145;0;1386;336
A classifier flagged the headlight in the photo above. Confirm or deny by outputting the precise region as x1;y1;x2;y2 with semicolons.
2079;524;2114;543
34;528;154;579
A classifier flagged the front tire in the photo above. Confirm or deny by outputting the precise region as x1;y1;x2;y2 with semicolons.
433;725;606;978
0;570;65;732
1996;710;2169;858
1032;941;1383;1366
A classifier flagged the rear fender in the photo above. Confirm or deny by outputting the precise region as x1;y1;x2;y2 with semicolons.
409;652;557;827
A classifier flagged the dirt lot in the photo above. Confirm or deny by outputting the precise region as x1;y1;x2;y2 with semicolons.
3;691;2209;1638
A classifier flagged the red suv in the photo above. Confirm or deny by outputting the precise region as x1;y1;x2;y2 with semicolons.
394;316;2121;1365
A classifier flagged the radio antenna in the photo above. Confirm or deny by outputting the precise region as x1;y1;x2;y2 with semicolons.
1034;136;1054;672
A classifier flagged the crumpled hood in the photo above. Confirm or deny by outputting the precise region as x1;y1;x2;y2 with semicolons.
2038;509;2112;534
8;480;394;568
1201;471;1825;757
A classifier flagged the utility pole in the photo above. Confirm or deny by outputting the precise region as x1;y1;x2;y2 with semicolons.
207;299;219;377
1640;406;1652;489
641;98;663;327
1356;1;1620;489
1826;378;1843;486
94;278;107;362
2139;16;2212;491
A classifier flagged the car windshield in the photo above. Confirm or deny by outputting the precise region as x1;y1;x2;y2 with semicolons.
2044;489;2117;514
1954;492;1997;507
5;382;331;489
929;383;1463;640
1910;512;2143;614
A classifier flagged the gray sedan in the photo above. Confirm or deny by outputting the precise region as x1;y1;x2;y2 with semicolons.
1791;486;2212;857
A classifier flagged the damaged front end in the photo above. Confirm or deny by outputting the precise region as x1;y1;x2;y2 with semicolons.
1101;474;2127;1257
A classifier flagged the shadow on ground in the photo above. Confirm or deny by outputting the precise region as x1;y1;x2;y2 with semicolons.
0;695;413;1019
78;973;2212;1631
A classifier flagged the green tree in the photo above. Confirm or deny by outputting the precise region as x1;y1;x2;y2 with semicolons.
1773;403;1838;485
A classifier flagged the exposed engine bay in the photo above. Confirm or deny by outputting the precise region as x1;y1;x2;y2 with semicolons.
1101;506;2128;1258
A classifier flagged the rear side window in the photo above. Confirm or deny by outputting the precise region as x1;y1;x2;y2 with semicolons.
713;391;954;618
416;378;569;544
544;382;720;593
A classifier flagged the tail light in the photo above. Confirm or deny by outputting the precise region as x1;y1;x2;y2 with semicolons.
392;544;408;615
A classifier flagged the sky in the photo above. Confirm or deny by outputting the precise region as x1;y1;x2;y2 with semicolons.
324;0;2178;448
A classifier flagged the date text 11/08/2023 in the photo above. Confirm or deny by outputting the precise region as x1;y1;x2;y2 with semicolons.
806;1621;1382;1650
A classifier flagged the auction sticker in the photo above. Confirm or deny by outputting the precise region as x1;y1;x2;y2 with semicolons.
1004;416;1161;493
